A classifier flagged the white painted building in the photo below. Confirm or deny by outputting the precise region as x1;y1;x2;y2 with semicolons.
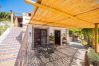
28;25;70;50
22;13;31;31
22;13;31;25
22;13;69;49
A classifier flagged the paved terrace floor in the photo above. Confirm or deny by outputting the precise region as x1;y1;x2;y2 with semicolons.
16;42;86;66
0;27;22;66
69;42;87;66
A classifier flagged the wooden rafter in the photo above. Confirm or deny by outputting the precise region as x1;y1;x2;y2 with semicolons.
25;0;94;25
31;19;78;28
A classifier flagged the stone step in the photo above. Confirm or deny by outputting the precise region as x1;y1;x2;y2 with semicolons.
0;27;22;66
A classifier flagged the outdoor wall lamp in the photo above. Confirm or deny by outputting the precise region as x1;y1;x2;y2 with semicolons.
29;32;31;37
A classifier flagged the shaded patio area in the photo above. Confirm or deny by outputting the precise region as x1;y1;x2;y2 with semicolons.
25;0;99;53
14;0;99;66
15;43;86;66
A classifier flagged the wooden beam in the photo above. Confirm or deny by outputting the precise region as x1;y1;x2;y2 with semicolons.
32;19;81;28
95;23;98;53
92;28;95;49
25;0;93;26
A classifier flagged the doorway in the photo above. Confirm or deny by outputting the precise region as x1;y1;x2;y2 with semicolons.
54;30;61;45
34;28;47;48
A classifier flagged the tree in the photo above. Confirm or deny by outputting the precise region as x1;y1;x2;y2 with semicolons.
81;28;93;47
0;12;11;22
69;28;82;41
69;28;93;47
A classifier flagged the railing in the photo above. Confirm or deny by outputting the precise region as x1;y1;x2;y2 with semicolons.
15;26;29;66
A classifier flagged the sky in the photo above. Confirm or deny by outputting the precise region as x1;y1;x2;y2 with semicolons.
0;0;36;15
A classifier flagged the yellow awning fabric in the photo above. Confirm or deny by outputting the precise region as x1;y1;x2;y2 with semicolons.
26;0;99;28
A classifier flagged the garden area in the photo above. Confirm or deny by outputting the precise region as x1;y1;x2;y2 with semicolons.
0;12;11;36
69;28;99;66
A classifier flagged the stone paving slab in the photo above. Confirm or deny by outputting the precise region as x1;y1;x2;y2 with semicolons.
69;42;87;66
16;45;79;66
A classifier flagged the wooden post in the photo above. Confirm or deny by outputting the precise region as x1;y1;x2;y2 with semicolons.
95;23;98;53
92;28;95;49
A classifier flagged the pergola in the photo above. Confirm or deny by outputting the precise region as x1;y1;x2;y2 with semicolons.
25;0;99;53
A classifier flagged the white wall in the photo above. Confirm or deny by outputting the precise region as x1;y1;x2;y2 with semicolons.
28;24;33;50
22;13;31;25
29;25;69;49
48;27;68;45
66;29;70;44
48;27;54;36
22;13;31;38
61;28;66;45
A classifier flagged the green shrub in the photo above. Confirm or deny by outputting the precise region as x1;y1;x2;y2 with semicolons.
87;48;99;63
0;25;9;36
82;40;88;46
49;33;55;41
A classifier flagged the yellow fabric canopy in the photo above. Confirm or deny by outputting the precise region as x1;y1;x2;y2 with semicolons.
27;0;99;28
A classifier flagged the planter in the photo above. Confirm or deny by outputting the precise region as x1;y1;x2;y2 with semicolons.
49;41;54;44
86;48;99;66
92;62;99;66
49;33;55;44
62;37;67;44
62;40;67;44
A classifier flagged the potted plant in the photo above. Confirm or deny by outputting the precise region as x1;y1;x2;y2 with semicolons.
62;37;67;45
49;33;55;44
87;48;99;66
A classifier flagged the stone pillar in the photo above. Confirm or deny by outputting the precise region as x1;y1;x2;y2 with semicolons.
66;29;70;44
